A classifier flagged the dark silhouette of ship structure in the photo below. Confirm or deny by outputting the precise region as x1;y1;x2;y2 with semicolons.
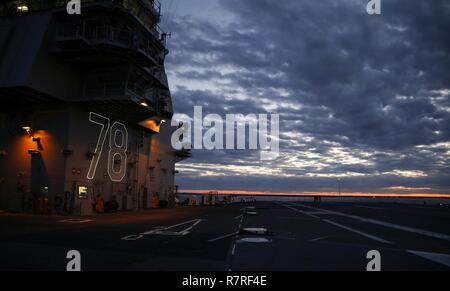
0;0;191;215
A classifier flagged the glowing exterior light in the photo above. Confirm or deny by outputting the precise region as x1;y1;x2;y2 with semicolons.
140;102;149;107
17;5;29;12
22;126;32;136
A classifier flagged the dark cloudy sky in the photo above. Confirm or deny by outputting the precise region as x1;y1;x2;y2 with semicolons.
160;0;450;194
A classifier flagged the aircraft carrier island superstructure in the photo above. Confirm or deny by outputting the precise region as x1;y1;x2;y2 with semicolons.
0;0;191;215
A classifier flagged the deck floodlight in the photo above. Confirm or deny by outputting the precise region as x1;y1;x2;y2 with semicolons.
17;5;29;12
22;126;32;136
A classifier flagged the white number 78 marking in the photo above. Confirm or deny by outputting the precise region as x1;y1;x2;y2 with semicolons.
87;112;128;182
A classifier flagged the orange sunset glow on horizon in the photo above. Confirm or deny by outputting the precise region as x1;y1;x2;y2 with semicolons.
180;189;450;199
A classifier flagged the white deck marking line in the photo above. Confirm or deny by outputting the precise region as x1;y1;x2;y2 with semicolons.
59;219;93;224
148;220;204;236
209;209;245;242
122;234;144;241
141;219;203;235
291;203;450;242
178;219;204;235
227;212;247;272
322;219;392;244
408;250;450;267
122;219;204;240
279;202;390;244
238;213;244;229
309;236;329;242
208;231;240;243
276;202;320;219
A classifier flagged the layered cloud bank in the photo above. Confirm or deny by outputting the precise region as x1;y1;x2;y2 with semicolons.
162;0;450;194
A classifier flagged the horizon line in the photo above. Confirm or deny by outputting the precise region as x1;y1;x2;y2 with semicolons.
179;189;450;199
